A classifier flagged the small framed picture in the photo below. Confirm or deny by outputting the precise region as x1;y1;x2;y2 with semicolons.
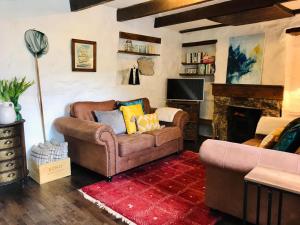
71;39;96;72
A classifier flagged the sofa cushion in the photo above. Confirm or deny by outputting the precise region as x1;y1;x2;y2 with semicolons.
146;127;181;147
120;104;144;134
136;113;160;133
118;99;145;113
243;138;262;147
118;98;151;114
273;123;300;153
94;110;126;135
117;134;155;157
70;100;116;121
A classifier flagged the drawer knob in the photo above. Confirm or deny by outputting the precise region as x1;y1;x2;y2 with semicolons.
6;152;14;156
8;173;15;178
6;163;14;167
4;140;12;145
3;130;12;134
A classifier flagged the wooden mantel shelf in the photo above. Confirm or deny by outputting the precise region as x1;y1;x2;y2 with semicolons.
212;84;284;100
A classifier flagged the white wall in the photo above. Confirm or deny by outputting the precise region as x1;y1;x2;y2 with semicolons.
0;1;182;152
182;15;300;119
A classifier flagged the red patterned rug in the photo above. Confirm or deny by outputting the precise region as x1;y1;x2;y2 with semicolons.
80;151;221;225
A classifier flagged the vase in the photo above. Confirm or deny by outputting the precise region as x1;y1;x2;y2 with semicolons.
11;98;22;121
0;102;17;124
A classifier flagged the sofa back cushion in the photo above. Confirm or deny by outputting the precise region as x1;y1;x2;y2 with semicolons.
70;100;116;121
117;98;151;114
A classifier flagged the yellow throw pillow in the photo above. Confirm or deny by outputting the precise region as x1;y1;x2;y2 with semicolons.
259;127;284;149
120;104;144;134
136;113;161;133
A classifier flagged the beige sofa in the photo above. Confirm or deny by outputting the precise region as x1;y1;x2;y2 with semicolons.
54;98;189;181
200;117;300;225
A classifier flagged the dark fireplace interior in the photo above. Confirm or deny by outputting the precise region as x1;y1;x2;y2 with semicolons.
227;106;262;143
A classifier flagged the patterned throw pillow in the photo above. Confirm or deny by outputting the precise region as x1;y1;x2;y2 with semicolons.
259;127;284;149
136;113;161;133
120;104;144;134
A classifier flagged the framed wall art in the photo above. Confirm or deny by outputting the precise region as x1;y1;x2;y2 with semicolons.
226;33;265;84
71;39;96;72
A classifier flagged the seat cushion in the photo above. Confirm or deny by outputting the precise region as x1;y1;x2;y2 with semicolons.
146;127;181;147
117;134;155;157
243;138;262;147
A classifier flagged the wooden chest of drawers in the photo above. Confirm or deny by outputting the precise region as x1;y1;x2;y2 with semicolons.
167;100;200;143
0;120;27;187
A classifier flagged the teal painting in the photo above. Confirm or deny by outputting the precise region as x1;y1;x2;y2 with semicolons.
226;33;265;84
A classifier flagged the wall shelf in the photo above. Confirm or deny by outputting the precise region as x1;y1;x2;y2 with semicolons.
182;62;215;65
286;27;300;36
179;73;214;77
119;32;161;44
182;40;217;48
118;50;160;56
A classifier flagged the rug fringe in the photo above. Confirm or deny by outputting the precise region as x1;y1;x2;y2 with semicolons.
78;189;137;225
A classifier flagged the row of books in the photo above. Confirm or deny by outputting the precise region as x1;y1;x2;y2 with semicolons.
184;64;215;75
185;52;215;64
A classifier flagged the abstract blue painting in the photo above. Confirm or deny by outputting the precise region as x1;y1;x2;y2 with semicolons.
226;33;265;84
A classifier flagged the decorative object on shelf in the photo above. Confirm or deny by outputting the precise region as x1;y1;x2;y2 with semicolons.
118;32;161;57
226;33;265;84
0;77;34;121
124;39;133;52
71;39;96;72
198;64;206;75
137;57;154;76
0;102;16;124
25;29;49;142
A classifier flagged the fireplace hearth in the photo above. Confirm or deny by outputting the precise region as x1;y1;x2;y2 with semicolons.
212;84;283;141
227;106;262;143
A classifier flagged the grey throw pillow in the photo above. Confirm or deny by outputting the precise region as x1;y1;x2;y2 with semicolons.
94;110;126;135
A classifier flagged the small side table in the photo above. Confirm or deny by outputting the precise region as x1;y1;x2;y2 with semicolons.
243;166;300;225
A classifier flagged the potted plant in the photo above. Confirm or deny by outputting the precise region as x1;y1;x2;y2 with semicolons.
0;77;34;121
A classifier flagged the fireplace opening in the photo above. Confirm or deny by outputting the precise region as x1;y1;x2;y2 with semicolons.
227;106;262;143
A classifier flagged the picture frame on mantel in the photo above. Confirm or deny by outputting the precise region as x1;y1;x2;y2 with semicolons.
71;39;97;72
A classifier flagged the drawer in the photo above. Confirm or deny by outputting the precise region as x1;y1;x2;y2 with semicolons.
0;137;20;149
0;148;22;161
0;159;22;173
0;169;21;184
0;126;19;139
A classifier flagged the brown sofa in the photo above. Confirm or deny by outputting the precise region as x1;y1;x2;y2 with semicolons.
54;98;189;181
200;117;300;225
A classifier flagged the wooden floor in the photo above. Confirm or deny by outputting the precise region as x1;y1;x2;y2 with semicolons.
0;146;242;225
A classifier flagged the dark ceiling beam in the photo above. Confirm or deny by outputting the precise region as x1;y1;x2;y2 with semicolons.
180;24;229;33
117;0;213;22
69;0;113;12
154;0;293;28
210;4;294;26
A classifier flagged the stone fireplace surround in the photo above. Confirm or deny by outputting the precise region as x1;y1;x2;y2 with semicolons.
212;84;284;141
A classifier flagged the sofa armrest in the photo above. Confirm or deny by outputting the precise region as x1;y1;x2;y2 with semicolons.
172;111;189;131
200;139;300;174
54;117;117;147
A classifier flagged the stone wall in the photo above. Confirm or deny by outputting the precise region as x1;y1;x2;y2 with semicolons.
213;96;282;140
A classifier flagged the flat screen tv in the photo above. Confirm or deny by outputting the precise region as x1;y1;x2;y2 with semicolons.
167;78;204;101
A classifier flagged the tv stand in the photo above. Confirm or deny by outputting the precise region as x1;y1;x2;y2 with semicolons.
167;100;200;144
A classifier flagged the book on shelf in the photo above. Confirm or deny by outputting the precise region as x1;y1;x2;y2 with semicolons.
185;52;215;64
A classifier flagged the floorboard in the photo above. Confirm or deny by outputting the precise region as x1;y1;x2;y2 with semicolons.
0;151;242;225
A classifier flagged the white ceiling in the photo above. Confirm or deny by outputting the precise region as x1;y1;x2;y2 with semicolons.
106;0;300;32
